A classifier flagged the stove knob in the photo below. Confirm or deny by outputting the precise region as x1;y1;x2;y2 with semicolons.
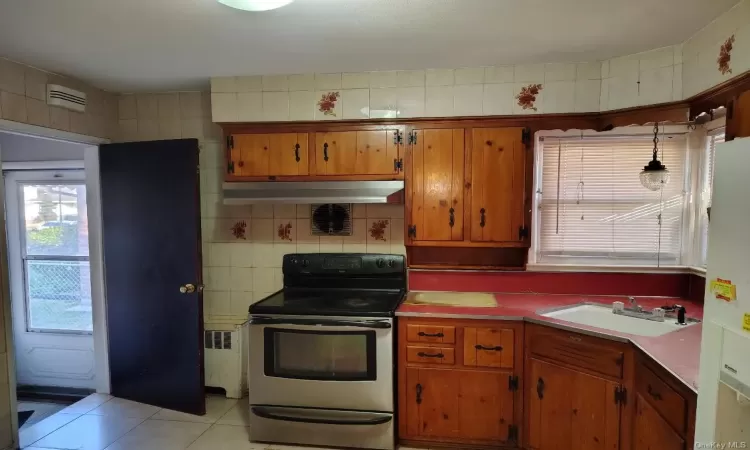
387;259;397;268
376;258;386;268
302;259;310;267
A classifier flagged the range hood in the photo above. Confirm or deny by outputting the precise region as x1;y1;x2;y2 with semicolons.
222;181;404;204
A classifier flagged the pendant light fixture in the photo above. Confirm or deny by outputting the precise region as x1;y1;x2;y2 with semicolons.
639;122;670;191
218;0;294;11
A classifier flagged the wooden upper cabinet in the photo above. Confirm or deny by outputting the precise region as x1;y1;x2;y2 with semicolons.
407;129;464;242
469;127;526;243
230;133;308;177
527;358;620;450
314;130;401;176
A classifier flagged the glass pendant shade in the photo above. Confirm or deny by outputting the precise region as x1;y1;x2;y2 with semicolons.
640;160;670;191
218;0;294;11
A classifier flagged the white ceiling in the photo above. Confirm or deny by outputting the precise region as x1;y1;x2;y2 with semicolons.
0;0;739;93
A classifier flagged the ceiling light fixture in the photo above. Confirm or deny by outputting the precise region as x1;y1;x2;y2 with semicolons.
218;0;294;12
639;122;670;191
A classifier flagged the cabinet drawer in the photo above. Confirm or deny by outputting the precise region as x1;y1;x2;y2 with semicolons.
463;327;514;368
406;324;456;344
636;364;687;434
406;346;455;365
529;327;624;378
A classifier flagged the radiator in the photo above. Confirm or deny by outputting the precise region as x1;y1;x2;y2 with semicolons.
203;321;248;399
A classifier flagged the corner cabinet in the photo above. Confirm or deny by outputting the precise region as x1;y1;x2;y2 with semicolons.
398;318;524;448
224;126;406;181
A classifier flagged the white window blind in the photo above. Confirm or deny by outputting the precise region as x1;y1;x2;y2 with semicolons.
699;131;725;266
538;135;688;266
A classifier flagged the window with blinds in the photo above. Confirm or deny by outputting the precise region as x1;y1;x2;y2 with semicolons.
537;135;688;266
699;131;725;266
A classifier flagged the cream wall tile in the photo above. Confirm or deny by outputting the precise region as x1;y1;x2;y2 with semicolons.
179;92;203;118
118;95;136;120
253;268;278;293
136;94;158;118
426;86;454;117
343;243;367;253
390;219;405;243
252;204;274;218
24;67;47;100
672;64;683;101
1;91;26;122
515;64;545;83
212;93;238;122
230;291;254;316
369;88;399;119
345;219;367;244
181;118;205;140
342;89;370;119
639;66;674;105
544;63;576;81
271;243;295;266
252;243;275;268
262;92;290;121
542;81;575;113
296;219;319;243
296;204;311;218
262;75;289;92
25;98;49;127
236;76;262;92
609;56;639;78
638;47;675;71
251;218;274;242
159;118;182;139
289;91;315;120
455;67;484;85
601;60;611;79
366;243;391;254
157;93;180;119
314;90;342;120
342;72;370;89
288;74;315;91
453;85;483;116
396;70;425;87
0;58;25;95
353;204;367;218
206;291;231;316
69;111;88;135
50;106;71;131
205;267;231;291
315;73;342;90
574;79;601;112
483;83;514;116
229;243;254;268
369;71;398;88
396;87;425;118
426;69;454;86
208;243;233;267
600;78;612;110
297;242;320;253
320;242;344;253
390;244;407;256
733;24;750;75
230;267;254;292
274;204;296;218
608;75;639;109
484;66;514;84
211;77;237;93
575;62;601;80
236;92;262;122
386;204;404;219
118;119;138;141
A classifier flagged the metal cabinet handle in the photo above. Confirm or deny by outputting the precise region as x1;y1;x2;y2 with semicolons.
416;383;423;404
449;208;455;227
537;377;545;400
418;331;444;338
480;208;486;227
647;385;663;401
294;143;301;162
323;142;329;161
475;344;502;351
417;352;444;358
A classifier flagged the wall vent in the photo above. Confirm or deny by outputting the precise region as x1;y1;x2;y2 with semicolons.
47;84;86;113
311;204;352;236
204;330;232;350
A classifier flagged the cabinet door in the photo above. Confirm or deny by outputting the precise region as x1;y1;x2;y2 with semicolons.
633;393;685;450
405;368;514;443
235;133;270;176
463;327;514;368
268;133;309;176
315;130;399;175
470;127;525;242
407;129;464;242
527;358;620;450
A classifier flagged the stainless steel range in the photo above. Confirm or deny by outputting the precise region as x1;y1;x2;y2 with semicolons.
248;253;406;450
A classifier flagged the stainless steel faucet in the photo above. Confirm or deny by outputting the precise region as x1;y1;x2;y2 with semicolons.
628;296;643;312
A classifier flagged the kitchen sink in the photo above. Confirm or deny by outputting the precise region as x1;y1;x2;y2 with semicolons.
539;303;700;337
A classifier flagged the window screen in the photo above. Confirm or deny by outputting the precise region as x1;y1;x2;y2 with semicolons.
537;135;688;266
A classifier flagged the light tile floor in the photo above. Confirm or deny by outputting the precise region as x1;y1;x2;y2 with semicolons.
18;401;70;429
19;394;422;450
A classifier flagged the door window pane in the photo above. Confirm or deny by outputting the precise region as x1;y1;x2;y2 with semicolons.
25;260;93;332
23;184;88;257
265;329;375;381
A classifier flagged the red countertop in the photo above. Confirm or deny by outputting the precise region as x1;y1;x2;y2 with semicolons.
396;293;703;392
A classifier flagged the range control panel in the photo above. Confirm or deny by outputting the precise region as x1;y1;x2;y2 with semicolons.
283;253;405;275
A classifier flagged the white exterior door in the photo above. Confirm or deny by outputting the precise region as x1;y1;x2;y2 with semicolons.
4;170;95;389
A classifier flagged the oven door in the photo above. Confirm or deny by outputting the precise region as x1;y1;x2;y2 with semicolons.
249;315;393;411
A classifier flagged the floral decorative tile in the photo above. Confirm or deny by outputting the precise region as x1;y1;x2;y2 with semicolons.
718;35;735;75
516;83;543;111
317;91;340;116
277;222;293;242
274;219;296;243
368;219;390;242
230;220;247;240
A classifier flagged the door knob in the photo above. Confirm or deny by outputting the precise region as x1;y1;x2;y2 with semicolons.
180;284;196;294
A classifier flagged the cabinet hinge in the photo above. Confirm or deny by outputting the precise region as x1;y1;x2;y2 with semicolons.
226;135;234;150
508;425;519;444
521;127;531;146
407;225;417;239
227;161;235;175
393;130;403;145
519;226;529;240
408;131;418;145
614;386;627;405
508;375;519;391
393;158;404;172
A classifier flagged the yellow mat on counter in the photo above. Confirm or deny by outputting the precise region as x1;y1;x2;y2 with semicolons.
403;291;498;307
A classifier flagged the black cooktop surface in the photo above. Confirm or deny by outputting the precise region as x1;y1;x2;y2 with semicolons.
250;288;406;317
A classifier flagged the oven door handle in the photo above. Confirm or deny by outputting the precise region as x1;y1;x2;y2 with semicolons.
249;316;392;329
251;406;393;426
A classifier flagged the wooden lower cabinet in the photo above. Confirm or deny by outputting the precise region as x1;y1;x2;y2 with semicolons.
526;358;620;450
633;392;685;450
405;368;514;443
